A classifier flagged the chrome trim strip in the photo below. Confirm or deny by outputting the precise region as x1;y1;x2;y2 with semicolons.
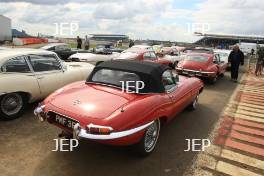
176;68;215;74
74;121;154;140
87;123;113;131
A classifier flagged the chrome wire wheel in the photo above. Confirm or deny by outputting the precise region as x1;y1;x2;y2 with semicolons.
144;120;160;153
192;95;198;109
1;93;23;117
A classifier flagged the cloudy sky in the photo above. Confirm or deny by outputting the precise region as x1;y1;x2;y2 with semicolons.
0;0;264;42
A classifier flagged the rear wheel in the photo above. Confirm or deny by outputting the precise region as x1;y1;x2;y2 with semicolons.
209;75;218;84
169;63;174;69
219;74;224;77
0;93;27;120
136;119;160;156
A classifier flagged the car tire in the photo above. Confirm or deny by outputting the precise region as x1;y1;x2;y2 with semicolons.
188;94;199;110
0;93;27;121
174;61;179;67
136;119;160;156
209;75;218;84
169;63;174;69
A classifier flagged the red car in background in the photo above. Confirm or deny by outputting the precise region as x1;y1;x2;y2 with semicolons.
35;60;203;155
115;45;174;68
176;53;228;84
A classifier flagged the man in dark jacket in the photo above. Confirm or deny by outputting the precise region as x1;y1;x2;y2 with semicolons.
77;36;82;49
228;45;244;82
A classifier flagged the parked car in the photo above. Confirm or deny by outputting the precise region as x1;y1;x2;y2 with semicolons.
158;47;182;66
182;47;214;55
0;49;94;120
115;45;173;68
94;44;124;54
176;53;228;84
41;43;87;61
131;45;154;51
69;52;120;65
34;60;204;155
214;49;231;69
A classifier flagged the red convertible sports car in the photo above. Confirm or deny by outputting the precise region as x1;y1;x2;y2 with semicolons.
176;53;228;83
35;60;203;155
115;45;174;68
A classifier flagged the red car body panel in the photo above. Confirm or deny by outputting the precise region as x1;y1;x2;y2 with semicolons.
136;52;173;66
176;53;228;78
42;74;203;146
36;61;204;146
116;48;173;66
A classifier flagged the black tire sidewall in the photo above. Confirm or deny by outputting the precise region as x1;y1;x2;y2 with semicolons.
0;93;26;121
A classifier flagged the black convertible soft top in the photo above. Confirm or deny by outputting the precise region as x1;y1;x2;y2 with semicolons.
86;60;170;93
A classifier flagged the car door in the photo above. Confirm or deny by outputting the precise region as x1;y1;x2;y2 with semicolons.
59;62;83;84
0;56;41;100
162;70;192;119
214;54;226;74
27;54;65;99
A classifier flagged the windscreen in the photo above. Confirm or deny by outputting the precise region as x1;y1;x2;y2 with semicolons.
184;55;208;62
90;69;141;89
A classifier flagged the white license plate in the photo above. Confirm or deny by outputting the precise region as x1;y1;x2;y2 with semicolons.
55;114;77;129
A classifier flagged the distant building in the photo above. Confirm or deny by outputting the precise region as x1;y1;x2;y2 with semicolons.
12;29;31;38
0;15;12;42
194;32;264;48
89;34;129;42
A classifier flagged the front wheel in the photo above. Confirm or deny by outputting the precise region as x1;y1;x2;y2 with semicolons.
0;93;26;120
188;94;199;110
136;119;160;156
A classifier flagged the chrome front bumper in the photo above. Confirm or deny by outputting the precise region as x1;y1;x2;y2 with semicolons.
34;105;46;122
34;105;153;140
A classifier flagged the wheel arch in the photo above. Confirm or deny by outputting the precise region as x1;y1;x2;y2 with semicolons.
159;116;168;127
199;87;203;94
0;91;32;103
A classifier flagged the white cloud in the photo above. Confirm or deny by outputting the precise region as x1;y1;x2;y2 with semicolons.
193;0;264;35
0;0;263;42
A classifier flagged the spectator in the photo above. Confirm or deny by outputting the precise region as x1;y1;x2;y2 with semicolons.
255;47;264;76
84;35;90;50
77;36;82;49
251;48;255;56
129;39;134;48
228;45;244;82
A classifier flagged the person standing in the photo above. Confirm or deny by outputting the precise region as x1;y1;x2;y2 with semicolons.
129;39;134;48
255;47;264;76
84;35;90;50
251;48;255;56
77;36;82;49
228;45;244;82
